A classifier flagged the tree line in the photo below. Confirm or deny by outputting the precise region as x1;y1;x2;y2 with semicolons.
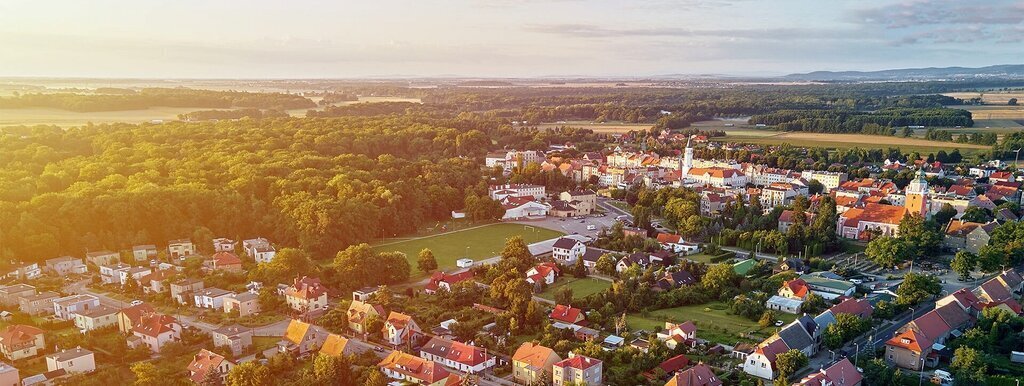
0;88;316;112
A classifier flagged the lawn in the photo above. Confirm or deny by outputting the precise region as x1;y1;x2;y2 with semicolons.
372;223;564;276
252;336;280;352
625;302;798;345
538;277;612;301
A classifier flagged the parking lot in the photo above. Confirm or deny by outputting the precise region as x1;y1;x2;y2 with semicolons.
512;212;619;239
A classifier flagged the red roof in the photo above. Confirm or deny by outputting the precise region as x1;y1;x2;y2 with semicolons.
0;325;44;350
945;288;983;312
886;329;932;353
134;313;179;338
666;363;722;386
979;278;1013;302
908;310;951;342
212;251;242;267
755;339;790;368
420;337;490;366
528;262;560;284
828;298;873;318
425;270;475;292
554;355;602;371
983;298;1024;315
549;304;584;324
657;233;684;244
285;276;326;300
658;354;691;373
782;279;810;298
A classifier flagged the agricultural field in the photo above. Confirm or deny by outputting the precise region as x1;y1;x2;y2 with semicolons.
538;277;613;301
535;121;652;133
625;302;798;345
371;223;564;276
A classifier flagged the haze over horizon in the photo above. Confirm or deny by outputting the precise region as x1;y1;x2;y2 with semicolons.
1;0;1023;79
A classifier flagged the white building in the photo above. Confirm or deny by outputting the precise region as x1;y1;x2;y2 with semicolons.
243;238;277;264
45;348;94;374
193;288;235;309
551;237;586;263
489;184;546;200
52;294;100;320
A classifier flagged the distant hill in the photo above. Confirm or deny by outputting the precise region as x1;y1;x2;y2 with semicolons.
784;64;1024;81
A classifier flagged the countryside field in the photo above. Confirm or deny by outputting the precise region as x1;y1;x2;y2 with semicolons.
538;277;613;301
535;121;652;133
371;223;564;276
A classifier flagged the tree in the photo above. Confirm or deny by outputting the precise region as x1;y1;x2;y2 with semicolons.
807;179;824;196
131;362;161;386
950;347;988;386
499;236;535;272
362;369;389;386
896;272;942;306
774;349;808;382
554;287;574;306
572;257;587;278
416;248;438;273
595;254;617;276
865;236;911;269
933;203;958;227
759;310;777;328
801;293;827;314
951;251;977;280
310;354;353;386
960;207;993;223
898;214;942;258
701;263;738;294
1009;98;1018;106
823;313;869;349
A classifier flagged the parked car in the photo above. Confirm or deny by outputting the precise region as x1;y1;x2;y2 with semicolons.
587;225;597;230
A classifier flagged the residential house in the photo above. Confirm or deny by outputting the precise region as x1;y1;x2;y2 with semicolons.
549;304;586;325
137;269;174;294
778;210;815;234
284;276;328;314
828;298;874;319
52;294;100;320
615;251;666;273
170;279;204;305
133;313;182;353
795;357;862;386
45;348;94;374
560;190;597;214
6;263;41;281
352;287;379;301
665;362;723;386
773;257;807;275
117;303;156;334
320;334;358;357
44;257;87;276
383;312;421;347
19;292;58;316
512;342;562;385
424;270;475;294
657;321;698;350
119;267;153;286
743;338;789;380
213;238;235;252
657;233;699;254
767;295;804;314
0;325;45;360
580;249;606;272
975;277;1014;303
212;325;253;357
656;270;697;291
0;362;18;386
223;292;260;317
944;220;997;254
651;354;690;380
346;301;386;335
85;251;119;267
243;238;277;264
552;354;603;386
209;252;242;273
168;239;195;259
193;288;235;310
20;369;71;386
74;305;119;332
935;288;984;317
187;349;234;385
799;273;856;300
552;237;587;263
0;284;35;307
278;320;327;357
526;262;561;287
378;350;460;385
779;279;810;300
99;263;131;285
885;329;932;371
997;269;1024;293
131;245;157;262
419;336;495;373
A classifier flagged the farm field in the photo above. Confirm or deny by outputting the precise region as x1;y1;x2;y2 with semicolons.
711;127;991;154
944;91;1024;106
372;223;564;276
534;121;652;133
625;302;798;345
0;106;199;127
538;277;613;301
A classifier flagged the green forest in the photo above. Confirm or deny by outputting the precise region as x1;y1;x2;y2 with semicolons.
0;88;316;112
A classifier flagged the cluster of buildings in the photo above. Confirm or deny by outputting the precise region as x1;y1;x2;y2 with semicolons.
487;184;598;221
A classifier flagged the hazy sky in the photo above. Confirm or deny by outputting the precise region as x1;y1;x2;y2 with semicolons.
1;0;1022;78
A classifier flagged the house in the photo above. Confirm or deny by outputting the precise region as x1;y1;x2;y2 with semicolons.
560;190;597;214
526;262;561;286
552;353;603;386
0;284;36;306
424;270;475;294
5;263;41;281
284;276;328;314
279;319;327;357
19;292;58;315
552;237;587;263
837;203;908;241
936;288;984;317
223;292;260;317
766;295;804;314
378;350;460;385
212;325;253;356
383;312;421;347
885;329;932;371
419;336;495;373
44;257;87;276
549;200;583;218
137;270;174;294
656;233;700;254
512;342;562;385
616;251;666;272
779;278;810;300
347;301;386;335
944;220;997;254
187;349;234;385
0;325;45;360
209;252;242;272
799;273;857;300
778;210;815;234
657;321;698;350
131;245;157;262
975;277;1014;303
45;348;94;374
243;238;277;264
320;334;359;357
997;269;1024;293
656;270;697;291
99;263;131;284
168;239;195;259
665;362;722;386
0;362;18;386
778;319;818;357
193;288;235;309
795;357;862;386
580;249;606;272
85;250;120;267
20;369;70;386
117;303;156;334
74;305;119;332
119;267;153;286
52;294;100;320
828;298;874;319
133;313;182;352
743;338;789;379
549;304;586;325
652;353;690;379
774;257;807;275
352;287;379;301
213;238;235;252
170;279;204;305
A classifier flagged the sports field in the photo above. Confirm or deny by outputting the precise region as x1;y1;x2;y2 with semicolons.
625;301;798;345
372;223;564;275
538;277;612;301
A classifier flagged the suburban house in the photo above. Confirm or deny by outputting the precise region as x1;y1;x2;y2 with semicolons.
243;238;277;264
212;325;253;356
19;291;58;315
885;329;932;371
5;263;41;281
187;349;234;385
743;338;789;380
45;348;94;374
935;288;984;317
549;304;586;325
898;303;971;346
53;294;100;320
656;270;697;291
795;357;862;386
44;256;87;276
773;257;807;275
278;320;327;357
320;334;357;357
223;292;260;317
170;278;204;305
419;336;495;373
656;233;699;254
352;287;379;301
209;252;243;272
526;262;560;287
975;275;1016;303
665;362;723;386
0;325;45;360
168;239;195;259
580;249;606;272
99;263;131;284
744;317;818;379
284;276;328;314
347;301;386;335
552;237;587;263
85;250;120;267
779;279;810;300
943;220;997;254
74;305;119;332
552;354;603;386
424;270;475;294
559;189;597;214
767;293;804;314
117;303;156;334
119;267;153;286
615;251;666;272
132;313;182;352
378;350;460;385
512;342;562;385
0;284;36;306
137;270;174;294
213;238;235;252
193;288;235;309
383;312;421;347
131;245;157;262
829;297;874;319
656;321;698;349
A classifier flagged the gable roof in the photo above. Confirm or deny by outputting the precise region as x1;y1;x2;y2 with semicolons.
754;339;790;368
908;310;951;342
665;363;722;386
319;334;350;357
944;288;983;312
187;349;229;383
283;319;312;345
552;237;584;249
425;270;475;292
134;314;179;338
378;350;451;383
978;278;1013;302
549;304;584;324
0;325;44;350
782;278;810;298
656;233;684;244
657;354;690;373
512;342;558;369
933;303;971;330
384;312;415;331
420;336;490;366
777;321;814;351
119;303;156;326
828;297;873;318
211;251;242;267
285;276;327;300
347;300;386;324
886;329;932;353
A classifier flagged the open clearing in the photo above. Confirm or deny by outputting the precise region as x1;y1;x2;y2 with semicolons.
535;121;652;133
538;277;612;301
0;106;200;127
944;91;1024;105
626;302;797;345
371;223;564;275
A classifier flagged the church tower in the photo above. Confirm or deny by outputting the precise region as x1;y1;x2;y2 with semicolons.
682;135;694;175
905;168;929;217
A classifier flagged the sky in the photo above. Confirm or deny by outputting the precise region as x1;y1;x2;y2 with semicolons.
0;0;1022;78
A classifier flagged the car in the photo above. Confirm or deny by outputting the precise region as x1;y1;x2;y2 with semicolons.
579;220;585;223
130;300;143;306
587;225;597;230
850;279;863;285
373;346;384;352
774;320;784;327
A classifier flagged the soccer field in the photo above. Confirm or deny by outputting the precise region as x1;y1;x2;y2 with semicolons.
372;223;564;275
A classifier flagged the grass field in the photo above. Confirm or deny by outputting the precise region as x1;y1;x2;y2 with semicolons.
372;223;564;275
0;106;200;127
538;277;612;301
625;302;797;345
535;121;652;133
